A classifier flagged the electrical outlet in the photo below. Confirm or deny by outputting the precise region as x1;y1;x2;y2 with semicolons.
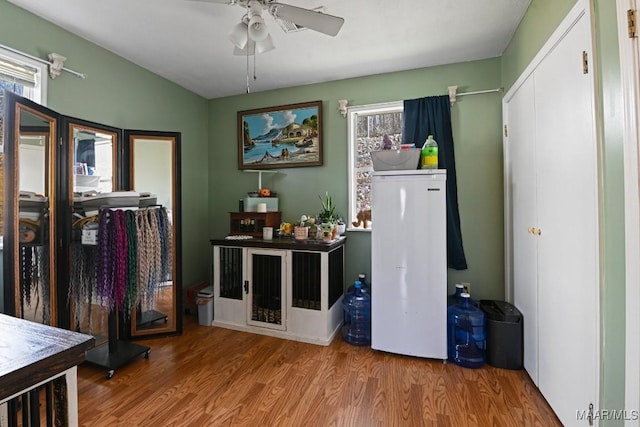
461;282;471;295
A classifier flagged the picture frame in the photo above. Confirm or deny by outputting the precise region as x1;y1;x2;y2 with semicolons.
237;100;323;169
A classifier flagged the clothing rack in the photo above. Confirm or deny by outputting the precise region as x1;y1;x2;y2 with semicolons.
82;205;168;379
131;204;170;329
84;310;150;379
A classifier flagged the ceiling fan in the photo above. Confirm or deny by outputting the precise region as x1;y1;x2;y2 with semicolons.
194;0;345;55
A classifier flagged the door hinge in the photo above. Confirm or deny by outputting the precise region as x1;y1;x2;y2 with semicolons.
244;280;249;294
588;402;594;426
59;136;63;146
582;51;589;74
629;9;637;38
504;125;508;137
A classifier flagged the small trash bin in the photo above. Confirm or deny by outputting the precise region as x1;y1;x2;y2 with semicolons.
186;281;209;315
479;300;523;370
196;286;214;326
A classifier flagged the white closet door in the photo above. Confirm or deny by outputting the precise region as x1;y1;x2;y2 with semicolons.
507;77;539;385
534;12;599;425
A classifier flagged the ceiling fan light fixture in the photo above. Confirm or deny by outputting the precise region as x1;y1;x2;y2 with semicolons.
228;20;249;49
248;15;268;41
255;33;275;53
233;34;275;56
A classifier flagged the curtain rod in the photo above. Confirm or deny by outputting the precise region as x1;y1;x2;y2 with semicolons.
447;85;502;106
0;43;86;79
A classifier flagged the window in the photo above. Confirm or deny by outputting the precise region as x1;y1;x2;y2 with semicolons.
0;48;47;105
347;101;403;230
0;48;47;241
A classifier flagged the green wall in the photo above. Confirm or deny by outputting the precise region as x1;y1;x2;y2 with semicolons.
502;0;626;422
208;59;505;299
5;1;626;418
0;0;211;289
501;0;577;92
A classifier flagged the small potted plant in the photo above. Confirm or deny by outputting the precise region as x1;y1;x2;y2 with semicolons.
294;215;314;241
303;215;319;239
318;192;338;241
318;192;336;224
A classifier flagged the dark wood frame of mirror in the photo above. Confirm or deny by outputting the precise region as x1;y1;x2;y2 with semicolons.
122;130;182;338
2;93;182;342
2;91;59;325
60;116;122;333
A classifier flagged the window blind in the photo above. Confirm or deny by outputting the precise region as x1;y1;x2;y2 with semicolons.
0;56;37;88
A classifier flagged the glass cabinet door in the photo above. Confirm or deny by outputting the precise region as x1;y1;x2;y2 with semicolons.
1;91;58;325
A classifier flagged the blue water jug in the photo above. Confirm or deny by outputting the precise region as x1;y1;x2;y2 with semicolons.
342;280;371;346
447;293;486;368
346;273;370;297
448;283;465;306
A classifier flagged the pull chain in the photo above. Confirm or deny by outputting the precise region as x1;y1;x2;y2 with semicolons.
245;45;250;93
245;42;258;93
245;11;251;94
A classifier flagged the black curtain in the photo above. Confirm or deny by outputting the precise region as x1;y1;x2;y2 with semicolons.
402;95;467;270
76;138;96;168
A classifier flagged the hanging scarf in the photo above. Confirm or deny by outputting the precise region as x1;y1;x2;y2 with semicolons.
113;209;128;312
156;207;173;282
97;209;115;309
123;210;138;318
69;244;96;332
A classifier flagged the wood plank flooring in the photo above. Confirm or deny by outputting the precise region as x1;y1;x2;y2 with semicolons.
77;315;561;426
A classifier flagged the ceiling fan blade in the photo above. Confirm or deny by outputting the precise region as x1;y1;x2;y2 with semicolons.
270;3;344;37
189;0;236;4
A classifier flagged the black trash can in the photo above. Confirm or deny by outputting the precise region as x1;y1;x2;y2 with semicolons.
479;300;523;370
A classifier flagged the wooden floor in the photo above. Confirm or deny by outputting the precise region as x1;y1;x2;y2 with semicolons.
77;315;561;426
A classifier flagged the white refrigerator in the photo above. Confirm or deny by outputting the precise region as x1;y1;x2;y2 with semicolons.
371;169;447;359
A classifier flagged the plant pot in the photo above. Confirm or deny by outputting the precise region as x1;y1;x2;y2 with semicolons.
336;223;346;235
320;223;333;242
294;226;309;241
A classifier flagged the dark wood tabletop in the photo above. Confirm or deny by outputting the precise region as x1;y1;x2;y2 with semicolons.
210;235;346;252
0;314;95;400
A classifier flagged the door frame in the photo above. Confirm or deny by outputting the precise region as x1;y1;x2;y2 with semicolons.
617;1;640;424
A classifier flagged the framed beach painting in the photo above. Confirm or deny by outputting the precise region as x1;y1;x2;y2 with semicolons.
237;100;323;170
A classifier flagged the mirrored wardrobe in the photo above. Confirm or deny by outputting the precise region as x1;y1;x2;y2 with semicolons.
2;91;182;344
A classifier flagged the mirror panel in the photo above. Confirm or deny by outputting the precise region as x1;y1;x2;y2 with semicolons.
1;92;57;324
127;131;181;337
1;97;182;341
66;119;119;341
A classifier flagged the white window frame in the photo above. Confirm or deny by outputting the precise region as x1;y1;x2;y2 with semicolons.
346;101;403;231
0;47;48;105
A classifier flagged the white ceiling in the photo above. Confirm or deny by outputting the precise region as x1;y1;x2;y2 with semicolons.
7;0;531;99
